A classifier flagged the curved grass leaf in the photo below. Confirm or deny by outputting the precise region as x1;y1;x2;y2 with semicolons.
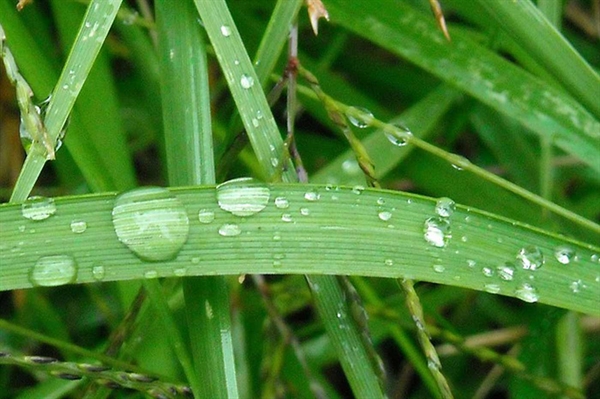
1;185;597;315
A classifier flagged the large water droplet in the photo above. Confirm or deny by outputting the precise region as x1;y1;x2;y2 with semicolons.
217;177;270;217
435;197;455;218
30;255;77;287
112;187;190;261
22;196;57;221
514;283;539;303
240;74;254;89
198;209;215;224
384;123;413;147
423;217;451;248
220;25;231;37
218;223;241;237
346;106;373;128
554;246;576;264
516;246;544;270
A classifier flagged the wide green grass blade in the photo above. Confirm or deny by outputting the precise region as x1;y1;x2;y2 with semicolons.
1;185;597;315
324;0;600;173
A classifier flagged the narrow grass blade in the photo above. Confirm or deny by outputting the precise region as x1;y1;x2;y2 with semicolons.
156;0;237;397
8;0;123;202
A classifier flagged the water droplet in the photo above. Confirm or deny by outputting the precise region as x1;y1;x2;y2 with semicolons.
112;187;190;261
482;267;494;277
92;265;105;281
281;213;293;222
450;155;470;170
273;232;281;241
497;262;515;281
220;25;231;37
352;185;365;195
252;118;259;127
466;259;476;268
304;189;320;201
432;263;445;273
22;196;57;221
423;217;451;248
516;246;544;270
378;211;392;221
198;209;215;224
384;123;413;146
435;197;455;218
218;223;241;237
274;196;289;209
30;255;77;287
554;246;576;264
174;267;187;277
70;220;87;234
300;207;310;216
240;74;254;89
270;157;279;167
484;284;501;294
515;283;539;303
216;177;270;217
569;279;583;293
144;270;158;279
205;300;214;319
384;259;393;266
346;106;373;128
341;159;361;175
376;198;385;205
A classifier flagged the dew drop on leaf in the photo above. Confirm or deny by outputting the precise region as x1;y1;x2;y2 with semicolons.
22;196;56;221
217;177;270;217
30;255;77;287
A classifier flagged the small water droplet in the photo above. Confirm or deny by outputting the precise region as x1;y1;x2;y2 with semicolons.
467;259;476;268
569;279;583;293
384;259;393;266
240;74;254;89
220;25;231;37
432;263;445;273
144;270;158;279
384;123;413;146
482;267;494;277
217;177;270;217
218;223;241;237
252;118;259;127
112;187;190;261
273;232;281;241
70;220;87;234
304;189;320;201
423;217;451;248
516;246;544;270
376;198;385;205
30;255;77;287
450;155;470;170
198;209;215;224
554;246;576;264
352;185;365;195
205;300;214;319
484;284;501;294
346;106;373;128
378;211;392;221
435;197;455;218
274;196;289;209
515;283;539;303
270;157;279;167
341;159;361;175
174;267;187;277
92;265;105;281
281;213;293;222
22;196;57;221
300;207;310;216
497;262;515;281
